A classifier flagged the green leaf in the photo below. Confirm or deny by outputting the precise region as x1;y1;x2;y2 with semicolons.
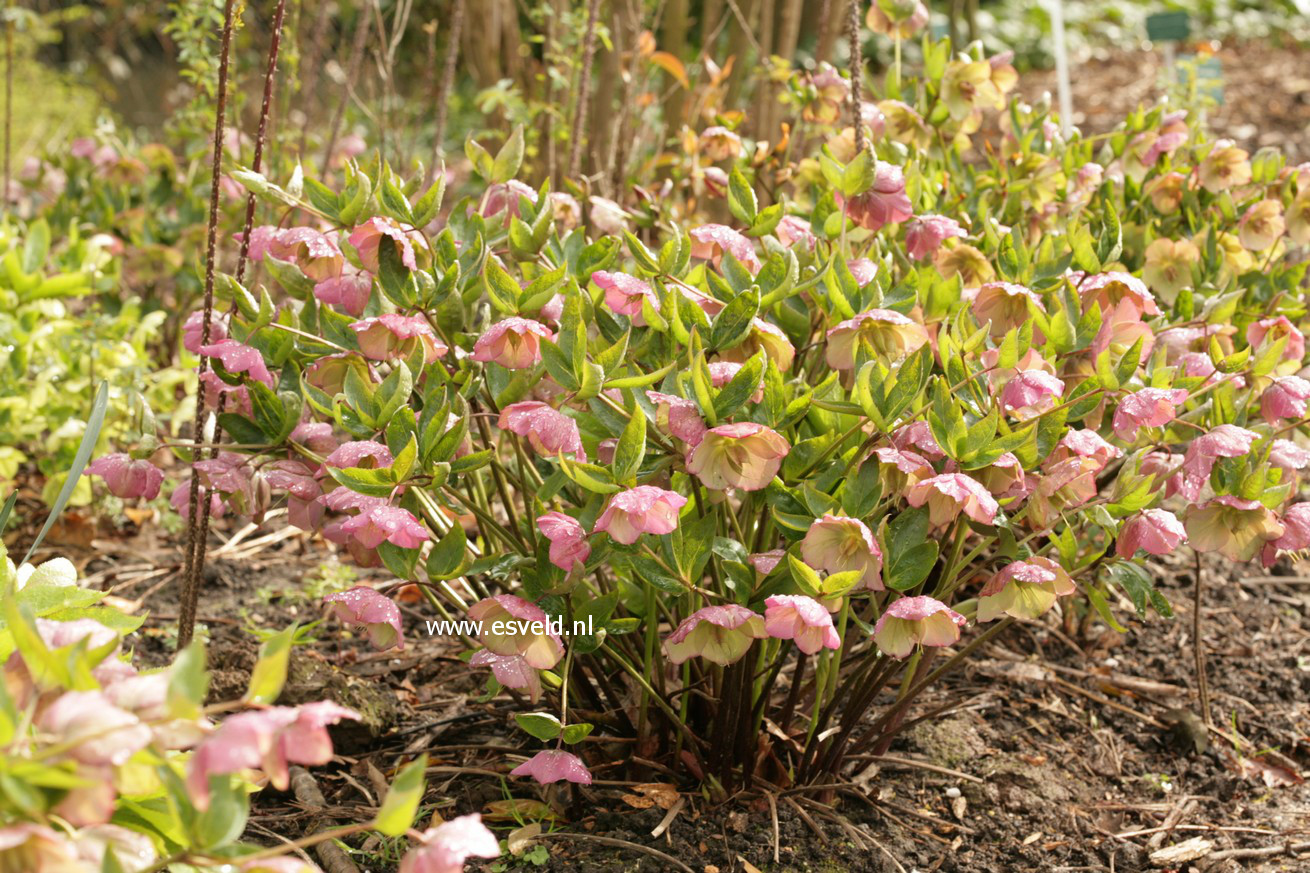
484;257;522;315
562;723;594;744
373;754;428;837
713;351;765;420
624;231;661;273
612;406;647;484
244;623;297;705
515;712;563;741
167;640;208;721
727;166;758;225
710;288;760;351
426;523;468;580
491;125;525;183
24;381;108;564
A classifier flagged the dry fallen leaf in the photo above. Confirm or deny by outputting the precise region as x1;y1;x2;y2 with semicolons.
621;782;679;810
507;822;541;856
482;798;557;822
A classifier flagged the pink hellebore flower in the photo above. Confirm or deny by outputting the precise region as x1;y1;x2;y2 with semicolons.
872;596;966;659
1112;387;1190;441
1092;299;1156;361
314;271;372;317
776;214;817;251
1176;424;1260;502
594;485;688;544
1270;438;1310;478
511;749;593;785
801;514;884;590
467;594;564;669
646;391;708;446
1077;271;1160;318
969;282;1044;340
593;270;659;322
764;595;841;654
1261;376;1310;422
340;505;430;549
326;440;394;469
708;361;764;403
1246;316;1306;374
689;224;762;273
699;125;744;162
1049;429;1123;471
975;452;1029;501
905;215;966;261
686;423;790;491
1273;503;1310;552
848;258;878;286
844;162;914;232
324;586;405;650
183;310;228;354
399;815;501;873
907;474;999;528
348;216;428;273
1185;496;1285;562
871;446;935;495
37;690;151;767
1116;508;1187;558
0;824;83;871
537;511;591;572
199;339;274;386
977;556;1075;621
350;314;447;363
187;702;359;810
268;226;343;281
826;309;930;369
483;180;538;220
892;421;945;460
469;650;543;702
1000;370;1064;419
498;401;587;460
663;604;767;666
85;453;164;500
471;317;554;369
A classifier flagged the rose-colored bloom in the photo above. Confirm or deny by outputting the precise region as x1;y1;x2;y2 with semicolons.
1048;429;1123;472
37;690;151;767
483;179;537;220
1116;508;1187;558
873;596;966;659
594;485;688;544
689;224;762;273
719;318;797;372
699;125;743;161
471;317;554;369
268;226;344;281
1198;140;1251;193
0;824;83;871
646;391;707;445
892;421;945;460
537;511;591;572
548;191;582;229
1287;193;1310;245
905;215;966;261
340;505;430;549
183;310;228;354
511;749;593;785
348;216;428;272
171;479;226;521
1000;369;1064;419
400;815;501;873
469;649;542;701
351;314;447;363
593;270;658;322
498;401;587;460
187;702;359;809
1077;271;1159;318
1112;387;1190;441
764;595;841;654
776;214;817;250
848;258;878;286
871;446;935;494
1261;376;1310;422
1185;496;1284;562
589;196;629;235
1239;199;1286;251
845;162;913;232
1176;424;1260;502
326;440;394;469
970;282;1044;339
198;339;274;386
907;474;999;528
468;594;564;669
1270;438;1310;478
686;422;790;491
1142;238;1199;305
826;309;930;369
73;824;158;871
1247;316;1306;373
749;550;786;576
708;361;764;403
974;452;1029;501
934;242;994;286
866;0;928;36
1273;503;1310;552
324;586;404;650
801;514;884;590
1092;298;1156;361
314;271;372;317
663;604;767;665
85;453;164;500
977;556;1075;621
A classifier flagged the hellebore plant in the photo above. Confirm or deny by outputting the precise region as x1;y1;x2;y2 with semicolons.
89;33;1310;801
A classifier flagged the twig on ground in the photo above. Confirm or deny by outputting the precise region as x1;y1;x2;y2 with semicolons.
533;832;695;873
289;766;361;873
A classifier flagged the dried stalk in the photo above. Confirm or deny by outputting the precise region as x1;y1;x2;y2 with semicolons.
1193;550;1211;725
427;0;464;185
566;0;602;180
321;0;373;173
847;0;865;156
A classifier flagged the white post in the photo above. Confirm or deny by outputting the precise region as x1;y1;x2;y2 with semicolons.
1048;0;1074;138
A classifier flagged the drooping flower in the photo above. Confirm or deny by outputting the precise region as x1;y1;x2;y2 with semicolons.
934;242;994;286
866;0;929;37
720;318;797;372
892;421;945;460
537;511;591;572
1091;298;1156;361
872;596;966;659
1077;271;1160;318
483;180;537;220
1049;429;1123;472
1000;370;1064;419
1112;387;1190;441
348;215;429;272
977;556;1075;621
183;310;228;354
975;452;1029;501
1260;376;1310;422
699;125;744;161
314;271;373;317
870;446;935;494
1287;192;1310;245
845;162;914;231
1146;171;1186;213
825;309;930;369
1116;508;1187;558
646;391;708;446
1239;199;1286;251
848;258;878;286
969;282;1044;340
1185;496;1284;561
764;595;841;654
511;749;593;785
399;814;501;873
801;514;884;590
1270;438;1310;478
776;215;817;250
689;224;762;273
498;401;587;460
905;214;966;261
85;453;164;500
1176;424;1260;502
340;505;430;549
594;486;688;544
469;650;542;702
0;824;83;871
198;339;274;386
37;691;152;767
1198;140;1251;193
906;474;999;528
467;594;564;669
708;361;764;403
350;314;447;363
547;191;582;229
324;586;404;650
471;317;554;369
325;440;394;469
593;270;659;322
589;196;630;235
686;423;790;491
1272;502;1310;552
1142;238;1199;304
268;226;344;281
663;604;767;665
1246;316;1306;374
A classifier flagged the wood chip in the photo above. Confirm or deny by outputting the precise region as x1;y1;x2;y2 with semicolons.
1150;837;1213;866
